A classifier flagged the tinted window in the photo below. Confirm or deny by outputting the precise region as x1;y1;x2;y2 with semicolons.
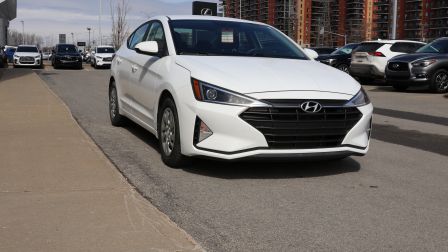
331;44;358;55
16;46;38;53
390;42;423;53
416;39;448;53
128;23;150;49
170;20;308;60
57;45;77;53
354;43;385;52
97;47;115;53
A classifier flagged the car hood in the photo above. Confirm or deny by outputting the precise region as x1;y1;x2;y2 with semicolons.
14;52;40;57
390;53;439;62
175;56;360;95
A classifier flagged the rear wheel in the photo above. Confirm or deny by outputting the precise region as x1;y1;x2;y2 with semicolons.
109;82;126;126
429;69;448;93
158;97;189;168
337;64;349;73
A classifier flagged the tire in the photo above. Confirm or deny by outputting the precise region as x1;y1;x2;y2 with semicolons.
392;83;408;92
158;97;189;168
429;69;448;93
336;64;349;73
109;82;126;127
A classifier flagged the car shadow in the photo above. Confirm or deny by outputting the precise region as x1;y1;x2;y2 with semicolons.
182;156;361;179
122;119;161;154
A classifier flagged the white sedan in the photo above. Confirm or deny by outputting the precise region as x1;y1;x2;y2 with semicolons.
109;16;373;167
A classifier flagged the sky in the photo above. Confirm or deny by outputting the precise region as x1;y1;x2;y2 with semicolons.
9;0;218;46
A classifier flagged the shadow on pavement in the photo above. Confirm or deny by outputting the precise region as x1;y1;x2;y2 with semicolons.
0;68;34;82
183;157;361;179
123;120;161;154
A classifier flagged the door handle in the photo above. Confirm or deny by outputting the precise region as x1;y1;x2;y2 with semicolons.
131;65;138;73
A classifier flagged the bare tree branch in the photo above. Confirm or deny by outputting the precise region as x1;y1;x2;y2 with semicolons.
110;0;130;49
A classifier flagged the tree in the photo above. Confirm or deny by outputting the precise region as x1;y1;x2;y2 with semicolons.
110;0;130;49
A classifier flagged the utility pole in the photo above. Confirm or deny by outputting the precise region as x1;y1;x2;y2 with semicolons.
239;0;241;19
99;0;103;45
391;0;397;39
87;27;91;50
20;20;24;44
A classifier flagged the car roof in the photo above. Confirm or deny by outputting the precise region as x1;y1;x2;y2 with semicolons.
17;45;38;47
163;15;265;25
361;39;425;44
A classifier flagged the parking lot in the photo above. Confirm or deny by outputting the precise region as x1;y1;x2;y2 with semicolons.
7;60;440;251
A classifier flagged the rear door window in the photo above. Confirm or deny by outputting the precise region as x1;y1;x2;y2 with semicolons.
390;42;423;53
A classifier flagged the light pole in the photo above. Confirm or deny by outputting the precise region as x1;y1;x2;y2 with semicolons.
20;20;24;44
87;27;91;50
71;32;74;44
99;0;103;45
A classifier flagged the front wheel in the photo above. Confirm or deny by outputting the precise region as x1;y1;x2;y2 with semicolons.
336;64;349;73
158;97;189;168
109;83;126;126
429;69;448;93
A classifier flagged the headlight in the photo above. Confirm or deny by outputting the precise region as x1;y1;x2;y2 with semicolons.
411;59;437;67
35;55;41;59
13;55;19;58
96;56;103;59
321;58;335;64
345;88;370;107
191;78;263;106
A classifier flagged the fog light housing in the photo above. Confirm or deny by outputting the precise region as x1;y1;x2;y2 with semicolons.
193;117;213;144
415;73;427;79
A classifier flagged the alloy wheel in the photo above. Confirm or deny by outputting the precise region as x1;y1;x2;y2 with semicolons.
109;88;117;119
435;72;448;91
161;108;175;156
338;64;349;73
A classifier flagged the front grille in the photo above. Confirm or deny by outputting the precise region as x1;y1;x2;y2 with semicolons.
19;56;34;63
388;62;409;71
103;57;112;62
240;103;363;149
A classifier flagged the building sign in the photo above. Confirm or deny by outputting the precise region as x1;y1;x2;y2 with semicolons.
59;34;66;44
77;42;86;46
192;1;217;16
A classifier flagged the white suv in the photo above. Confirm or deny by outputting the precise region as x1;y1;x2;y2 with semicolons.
13;45;43;68
349;40;425;83
109;16;373;167
91;46;115;68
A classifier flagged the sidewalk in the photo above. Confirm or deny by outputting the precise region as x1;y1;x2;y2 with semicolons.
0;69;203;252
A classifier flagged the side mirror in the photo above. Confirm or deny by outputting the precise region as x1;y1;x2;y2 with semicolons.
304;48;319;60
135;41;159;56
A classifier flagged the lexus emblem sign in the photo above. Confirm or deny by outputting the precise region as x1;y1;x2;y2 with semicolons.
301;101;323;113
192;1;217;16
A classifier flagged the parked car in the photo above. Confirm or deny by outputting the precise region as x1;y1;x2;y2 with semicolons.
51;44;83;69
349;40;426;83
310;47;337;55
5;46;16;63
386;37;448;93
109;16;373;167
42;52;51;60
91;46;115;68
12;45;43;68
317;43;360;73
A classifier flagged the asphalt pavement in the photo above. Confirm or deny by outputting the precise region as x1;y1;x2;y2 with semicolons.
35;64;448;251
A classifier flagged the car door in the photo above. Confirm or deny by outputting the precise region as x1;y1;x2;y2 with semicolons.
115;22;150;114
130;21;168;128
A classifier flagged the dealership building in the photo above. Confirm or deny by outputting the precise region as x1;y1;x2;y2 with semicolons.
0;0;16;46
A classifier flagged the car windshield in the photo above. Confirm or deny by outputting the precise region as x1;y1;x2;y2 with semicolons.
58;45;78;53
97;47;115;53
16;46;38;53
331;44;358;55
169;20;308;60
416;40;448;54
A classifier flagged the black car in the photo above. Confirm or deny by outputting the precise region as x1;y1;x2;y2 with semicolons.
310;47;337;55
386;37;448;93
317;43;359;73
51;44;83;69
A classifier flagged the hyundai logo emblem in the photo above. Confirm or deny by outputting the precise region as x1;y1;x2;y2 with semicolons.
301;101;323;113
201;8;212;15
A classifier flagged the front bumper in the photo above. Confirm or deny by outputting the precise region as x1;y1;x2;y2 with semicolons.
178;97;373;160
385;63;433;87
95;58;112;66
349;64;384;79
14;58;41;66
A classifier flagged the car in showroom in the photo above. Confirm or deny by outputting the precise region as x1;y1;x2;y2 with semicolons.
109;16;373;167
51;44;83;69
317;43;360;73
91;45;115;68
386;37;448;93
349;40;425;83
12;45;43;68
